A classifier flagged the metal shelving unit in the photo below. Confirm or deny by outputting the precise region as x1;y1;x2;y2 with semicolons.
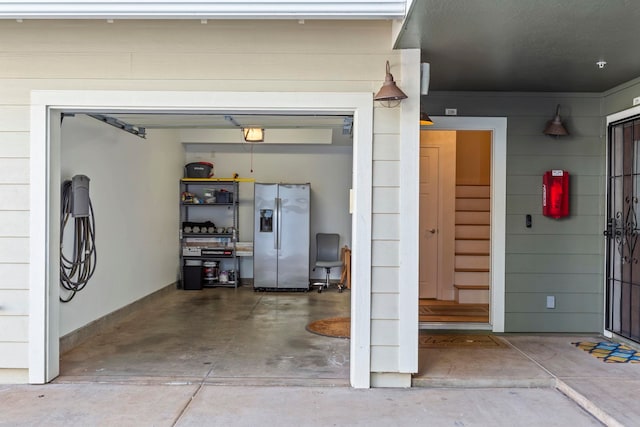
180;178;240;289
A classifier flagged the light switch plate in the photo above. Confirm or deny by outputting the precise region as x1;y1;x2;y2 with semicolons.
546;295;556;309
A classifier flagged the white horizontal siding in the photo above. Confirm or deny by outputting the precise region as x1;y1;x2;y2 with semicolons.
372;240;399;267
0;53;132;79
371;293;398;319
0;132;29;157
373;134;400;161
0;211;29;236
371;176;400;377
0;290;28;315
0;185;30;210
0;264;28;290
0;159;29;184
371;319;399;345
372;161;400;187
0;79;377;105
373;106;401;134
0;238;29;263
371;266;398;293
0;107;29;132
0;343;27;368
372;213;399;240
130;53;389;81
0;316;28;342
372;187;399;214
370;346;398;371
0;21;394;55
370;101;402;376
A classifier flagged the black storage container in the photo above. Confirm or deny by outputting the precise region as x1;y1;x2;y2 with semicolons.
183;261;203;290
215;190;234;203
185;162;214;178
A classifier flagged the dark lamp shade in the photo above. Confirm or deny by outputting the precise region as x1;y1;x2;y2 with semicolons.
374;61;408;101
420;112;433;126
543;105;569;136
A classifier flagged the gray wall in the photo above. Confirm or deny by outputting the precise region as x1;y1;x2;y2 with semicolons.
424;92;605;332
603;76;640;115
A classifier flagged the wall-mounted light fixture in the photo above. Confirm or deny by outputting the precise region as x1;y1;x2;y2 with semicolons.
543;105;569;137
419;112;434;126
374;60;407;107
242;127;264;142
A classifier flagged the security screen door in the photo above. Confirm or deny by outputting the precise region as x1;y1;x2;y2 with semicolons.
606;117;640;343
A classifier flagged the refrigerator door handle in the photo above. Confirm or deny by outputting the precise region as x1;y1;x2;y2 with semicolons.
273;198;278;250
275;197;282;250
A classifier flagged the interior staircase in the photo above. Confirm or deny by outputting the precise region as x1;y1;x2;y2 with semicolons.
453;185;490;304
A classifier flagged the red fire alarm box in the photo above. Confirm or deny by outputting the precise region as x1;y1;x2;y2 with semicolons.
543;170;569;219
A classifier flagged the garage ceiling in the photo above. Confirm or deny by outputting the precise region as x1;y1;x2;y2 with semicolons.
395;0;640;92
81;112;354;145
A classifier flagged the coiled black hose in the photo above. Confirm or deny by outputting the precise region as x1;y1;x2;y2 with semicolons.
60;180;97;302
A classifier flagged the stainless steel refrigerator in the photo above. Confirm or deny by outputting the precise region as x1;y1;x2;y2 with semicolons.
253;183;310;290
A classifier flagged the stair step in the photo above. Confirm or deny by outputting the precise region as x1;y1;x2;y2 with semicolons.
456;185;490;198
455;239;490;254
456;225;490;240
455;211;490;225
454;271;490;285
454;284;490;304
454;284;489;290
456;198;491;212
455;255;490;270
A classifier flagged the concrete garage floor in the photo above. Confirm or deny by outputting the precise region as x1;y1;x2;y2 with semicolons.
3;287;640;425
58;286;351;386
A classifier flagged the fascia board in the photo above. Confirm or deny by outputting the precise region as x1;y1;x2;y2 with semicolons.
0;1;407;20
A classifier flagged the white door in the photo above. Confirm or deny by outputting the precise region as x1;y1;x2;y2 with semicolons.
419;147;439;298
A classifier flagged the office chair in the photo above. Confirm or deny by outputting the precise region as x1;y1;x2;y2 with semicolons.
312;233;343;293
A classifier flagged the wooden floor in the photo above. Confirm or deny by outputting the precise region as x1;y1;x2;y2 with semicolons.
419;299;489;323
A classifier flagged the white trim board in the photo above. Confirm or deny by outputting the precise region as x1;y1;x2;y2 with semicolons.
419;116;507;332
1;1;406;19
398;48;420;373
29;90;373;387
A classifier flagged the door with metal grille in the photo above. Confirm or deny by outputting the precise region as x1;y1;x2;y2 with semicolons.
605;117;640;342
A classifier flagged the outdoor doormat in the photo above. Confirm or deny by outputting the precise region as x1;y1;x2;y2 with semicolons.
419;334;508;348
306;317;350;339
572;341;640;363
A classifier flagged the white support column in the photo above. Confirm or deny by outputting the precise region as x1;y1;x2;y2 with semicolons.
398;48;420;373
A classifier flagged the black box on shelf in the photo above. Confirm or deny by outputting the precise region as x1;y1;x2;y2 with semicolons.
183;263;203;290
215;191;233;203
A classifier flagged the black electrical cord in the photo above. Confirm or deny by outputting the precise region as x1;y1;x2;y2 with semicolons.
60;180;97;302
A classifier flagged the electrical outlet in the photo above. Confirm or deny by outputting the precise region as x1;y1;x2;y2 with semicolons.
546;295;556;309
445;108;457;116
634;97;640;106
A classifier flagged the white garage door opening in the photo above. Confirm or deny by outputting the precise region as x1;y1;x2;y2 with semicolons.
29;90;373;387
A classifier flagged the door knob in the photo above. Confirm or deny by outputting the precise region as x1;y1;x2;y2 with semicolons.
428;229;436;234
